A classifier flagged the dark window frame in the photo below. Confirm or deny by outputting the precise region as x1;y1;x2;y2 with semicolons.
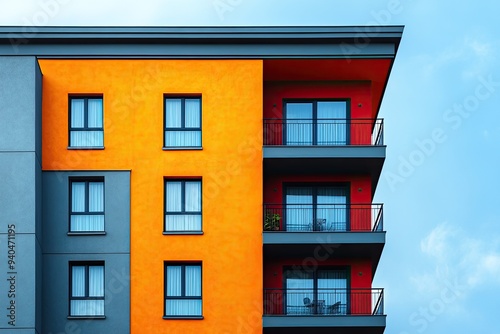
164;179;203;234
68;177;105;234
68;261;105;318
163;262;203;319
283;99;351;145
163;96;202;149
68;95;104;148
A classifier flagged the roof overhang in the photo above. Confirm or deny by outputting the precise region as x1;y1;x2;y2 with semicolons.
0;26;403;58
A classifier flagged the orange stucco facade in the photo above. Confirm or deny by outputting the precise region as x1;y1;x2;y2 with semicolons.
39;60;264;333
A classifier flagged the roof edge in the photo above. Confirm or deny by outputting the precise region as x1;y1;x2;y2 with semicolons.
0;25;403;58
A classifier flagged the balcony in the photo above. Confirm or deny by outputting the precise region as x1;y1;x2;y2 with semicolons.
263;119;385;194
263;204;385;273
263;288;385;334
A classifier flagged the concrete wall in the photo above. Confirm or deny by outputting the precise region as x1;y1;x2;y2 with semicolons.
42;171;130;334
0;56;42;334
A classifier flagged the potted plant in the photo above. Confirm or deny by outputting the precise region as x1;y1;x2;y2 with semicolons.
264;212;281;231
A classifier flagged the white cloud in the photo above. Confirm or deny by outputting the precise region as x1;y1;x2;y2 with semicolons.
413;222;500;295
420;222;456;261
421;35;496;80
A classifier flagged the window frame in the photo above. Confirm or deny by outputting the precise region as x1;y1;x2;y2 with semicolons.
163;96;202;149
68;261;106;319
164;179;203;235
68;95;104;149
283;99;351;145
163;262;203;319
68;177;106;235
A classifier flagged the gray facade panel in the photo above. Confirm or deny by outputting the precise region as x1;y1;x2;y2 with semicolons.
35;238;42;334
42;254;130;334
0;153;39;233
0;153;37;234
0;234;37;329
0;330;38;334
0;56;42;333
0;57;39;153
42;171;131;254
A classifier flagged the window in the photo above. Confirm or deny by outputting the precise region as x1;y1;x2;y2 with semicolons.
164;97;202;148
70;178;104;232
69;262;105;317
165;180;202;232
69;97;104;148
285;100;348;145
285;185;348;231
284;268;348;315
164;263;202;317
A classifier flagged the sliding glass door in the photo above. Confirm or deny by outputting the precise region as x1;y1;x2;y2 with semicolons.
285;186;348;231
284;268;349;315
285;101;348;145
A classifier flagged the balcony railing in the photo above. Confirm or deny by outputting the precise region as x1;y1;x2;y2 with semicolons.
263;204;383;232
263;118;384;146
264;288;384;316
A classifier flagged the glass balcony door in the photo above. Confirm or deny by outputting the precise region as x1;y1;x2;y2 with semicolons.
284;268;349;315
285;101;348;145
285;186;348;231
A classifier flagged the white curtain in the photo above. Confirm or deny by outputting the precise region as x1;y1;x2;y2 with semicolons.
185;182;201;212
72;266;85;297
316;187;347;231
89;266;104;297
166;182;182;212
71;99;85;128
318;270;347;315
165;99;201;147
87;99;103;128
285;187;313;231
71;181;104;232
71;182;86;212
185;99;201;128
70;131;103;147
285;271;314;314
165;181;201;231
70;99;103;147
317;101;347;145
286;103;312;145
71;265;104;316
166;99;182;127
166;265;202;316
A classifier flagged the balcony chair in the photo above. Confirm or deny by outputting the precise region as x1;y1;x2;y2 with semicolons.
303;297;313;313
314;218;326;231
303;297;325;314
327;301;342;314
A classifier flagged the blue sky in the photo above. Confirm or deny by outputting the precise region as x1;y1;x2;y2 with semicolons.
1;1;499;333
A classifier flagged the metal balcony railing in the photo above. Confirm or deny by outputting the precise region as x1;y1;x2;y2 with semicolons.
263;204;383;232
264;288;384;316
263;118;384;146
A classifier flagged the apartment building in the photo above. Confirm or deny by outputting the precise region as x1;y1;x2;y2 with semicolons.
0;26;403;334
